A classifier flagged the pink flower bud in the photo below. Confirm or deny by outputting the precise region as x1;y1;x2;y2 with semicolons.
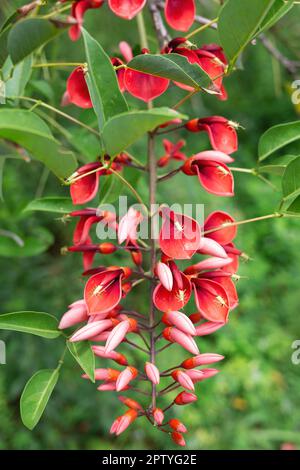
116;366;138;391
69;319;114;342
115;409;138;436
185;256;232;274
156;262;173;292
153;408;164;425
162;311;196;336
185;369;205;383
195;322;225;336
174;391;197;405
172;370;195;391
145;362;160;385
181;353;224;369
163;327;199;355
169;418;187;433
104;320;130;353
198;237;228;259
92;345;128;366
171;431;186;447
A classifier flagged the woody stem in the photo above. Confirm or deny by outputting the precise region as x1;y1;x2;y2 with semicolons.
148;131;157;411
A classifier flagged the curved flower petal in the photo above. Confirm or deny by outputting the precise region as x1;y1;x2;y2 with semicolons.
84;269;124;315
165;0;195;32
204;211;237;245
192;278;230;323
124;68;169;102
108;0;146;20
67;67;92;108
194;160;234;197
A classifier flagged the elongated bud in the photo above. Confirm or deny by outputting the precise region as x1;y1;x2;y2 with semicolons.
169;419;187;433
171;431;186;447
145;362;160;385
201;368;220;379
162;311;196;336
69;319;114;342
185;369;205;383
181;353;224;369
198;237;228;259
174;391;197;406
89;330;111;342
156;261;173;291
171;370;195;391
59;304;88;329
98;383;118;391
110;416;121;434
115;409;138;435
118;396;143;411
122;282;132;295
163;327;199;355
82;368;120;381
131;250;143;266
104;320;130;353
116;366;138;391
92;345;128;366
153;408;164;426
99;242;117;254
195;321;225;336
184;257;232;275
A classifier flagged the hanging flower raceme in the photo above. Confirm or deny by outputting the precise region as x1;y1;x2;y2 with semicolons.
185;116;239;155
181;151;234;197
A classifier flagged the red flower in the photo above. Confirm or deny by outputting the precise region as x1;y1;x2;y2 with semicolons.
192;277;230;323
67;67;92;108
158;139;187;167
69;1;104;42
84;268;128;315
153;261;192;312
165;0;195;32
204;210;237;246
185;116;238;154
182;153;234;197
159;207;201;259
108;0;146;20
69;163;105;205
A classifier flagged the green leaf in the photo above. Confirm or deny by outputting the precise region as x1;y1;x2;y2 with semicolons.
71;129;101;163
257;0;294;34
0;109;77;178
127;53;211;90
0;311;61;339
218;0;276;66
8;18;66;64
103;107;186;156
24;197;75;214
67;341;95;382
0;227;54;257
285;195;300;214
0;11;19;67
3;55;33;98
259;121;300;161
20;369;59;430
98;173;124;204
82;29;128;138
259;155;297;175
282;156;300;201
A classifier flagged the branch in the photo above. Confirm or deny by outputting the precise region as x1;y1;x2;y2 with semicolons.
259;34;300;76
148;0;170;48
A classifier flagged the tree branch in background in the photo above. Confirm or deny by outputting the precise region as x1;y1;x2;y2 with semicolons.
149;1;170;48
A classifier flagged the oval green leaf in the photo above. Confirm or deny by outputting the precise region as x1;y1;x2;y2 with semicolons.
24;197;75;214
282;156;300;201
67;341;95;382
127;53;211;90
20;369;59;430
0;311;61;339
0;109;77;179
257;0;294;34
82;29;128;137
259;121;300;161
285;195;300;214
103;107;186;156
8;18;66;64
218;0;276;66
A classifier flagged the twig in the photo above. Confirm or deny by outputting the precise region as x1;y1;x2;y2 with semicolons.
148;0;170;48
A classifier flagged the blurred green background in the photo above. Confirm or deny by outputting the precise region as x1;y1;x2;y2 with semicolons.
0;0;300;450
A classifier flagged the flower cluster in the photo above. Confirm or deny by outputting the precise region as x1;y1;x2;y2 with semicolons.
60;0;197;41
57;0;245;447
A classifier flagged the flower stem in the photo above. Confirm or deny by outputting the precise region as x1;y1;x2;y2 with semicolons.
185;17;219;40
203;212;285;236
136;11;149;50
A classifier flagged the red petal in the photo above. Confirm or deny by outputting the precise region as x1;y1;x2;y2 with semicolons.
153;272;191;312
198;118;238;154
193;278;230;323
124;68;169;102
70;172;99;205
84;269;123;315
108;0;146;20
67;67;92;108
159;208;201;260
194;161;234;197
204;211;237;245
165;0;195;32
